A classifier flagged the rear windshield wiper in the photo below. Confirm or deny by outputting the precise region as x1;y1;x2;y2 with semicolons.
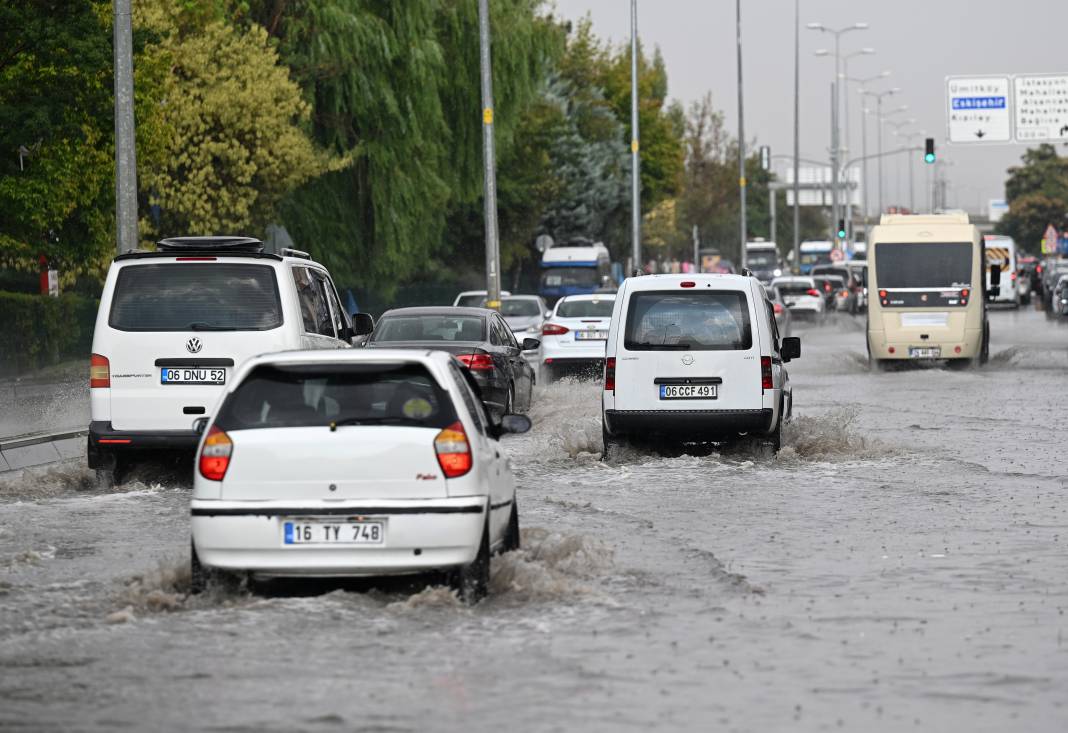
329;416;424;431
187;322;237;331
630;342;692;350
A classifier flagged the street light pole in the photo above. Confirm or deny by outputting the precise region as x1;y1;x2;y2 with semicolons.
736;0;747;270
113;0;138;254
630;0;641;275
792;0;800;273
839;49;874;242
477;0;501;308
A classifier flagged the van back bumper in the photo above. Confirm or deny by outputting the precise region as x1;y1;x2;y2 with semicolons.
604;409;774;440
88;421;199;468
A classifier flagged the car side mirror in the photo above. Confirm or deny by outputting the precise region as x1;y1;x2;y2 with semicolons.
521;337;540;351
499;413;532;436
781;336;801;362
193;417;209;435
351;312;375;336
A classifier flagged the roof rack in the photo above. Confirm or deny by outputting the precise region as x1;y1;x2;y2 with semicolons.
280;247;311;260
157;236;264;253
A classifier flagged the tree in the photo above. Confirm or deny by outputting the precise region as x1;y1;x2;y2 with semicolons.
997;144;1068;252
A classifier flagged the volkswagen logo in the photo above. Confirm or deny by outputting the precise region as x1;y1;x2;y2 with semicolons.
185;337;203;354
681;354;694;366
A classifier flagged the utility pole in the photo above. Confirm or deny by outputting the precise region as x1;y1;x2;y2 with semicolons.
770;187;777;246
113;0;138;254
736;0;747;270
692;225;699;273
630;0;641;275
829;83;839;244
477;0;501;308
792;0;800;273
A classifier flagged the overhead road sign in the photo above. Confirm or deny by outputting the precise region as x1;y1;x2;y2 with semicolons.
1014;74;1068;143
946;76;1012;143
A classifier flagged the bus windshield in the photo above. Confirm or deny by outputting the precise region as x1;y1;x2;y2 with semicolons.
875;242;972;288
747;250;777;267
541;267;599;288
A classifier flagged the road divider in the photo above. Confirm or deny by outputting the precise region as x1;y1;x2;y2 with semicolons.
0;429;86;473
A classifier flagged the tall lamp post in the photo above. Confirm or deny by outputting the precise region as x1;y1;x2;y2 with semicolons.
862;87;901;217
736;0;747;270
880;105;910;211
792;0;800;272
838;48;875;241
847;71;890;225
477;0;501;308
893;127;924;213
807;21;867;246
629;0;641;274
113;0;138;254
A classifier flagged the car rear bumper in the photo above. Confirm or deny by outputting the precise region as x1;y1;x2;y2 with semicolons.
191;497;489;577
604;408;774;440
87;421;200;467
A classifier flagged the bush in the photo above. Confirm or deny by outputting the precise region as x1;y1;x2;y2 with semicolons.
0;291;98;374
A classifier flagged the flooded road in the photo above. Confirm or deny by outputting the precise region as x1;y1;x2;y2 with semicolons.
2;308;1067;731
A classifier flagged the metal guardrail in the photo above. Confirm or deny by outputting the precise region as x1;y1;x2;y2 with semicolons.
0;428;87;473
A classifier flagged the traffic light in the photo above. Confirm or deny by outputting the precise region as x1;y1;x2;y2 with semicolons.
837;219;846;240
924;137;936;164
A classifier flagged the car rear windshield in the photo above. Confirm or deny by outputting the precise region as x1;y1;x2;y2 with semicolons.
109;263;282;331
557;299;615;318
874;242;972;289
372;315;485;342
215;362;457;431
455;294;484;307
499;299;541;317
624;291;752;351
778;282;815;296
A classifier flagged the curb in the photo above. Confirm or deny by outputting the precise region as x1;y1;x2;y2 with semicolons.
0;429;87;473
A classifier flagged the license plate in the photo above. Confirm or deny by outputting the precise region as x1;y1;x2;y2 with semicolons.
659;384;718;400
160;367;225;385
283;520;385;545
908;347;941;359
575;330;608;341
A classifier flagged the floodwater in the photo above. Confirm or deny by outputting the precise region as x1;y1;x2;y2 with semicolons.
1;308;1067;731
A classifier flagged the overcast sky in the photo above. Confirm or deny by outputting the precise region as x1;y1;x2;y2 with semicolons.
552;0;1068;217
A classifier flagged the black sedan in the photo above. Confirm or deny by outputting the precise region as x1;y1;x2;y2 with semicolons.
364;307;537;416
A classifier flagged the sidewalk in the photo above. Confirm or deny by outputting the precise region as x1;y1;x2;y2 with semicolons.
0;359;88;440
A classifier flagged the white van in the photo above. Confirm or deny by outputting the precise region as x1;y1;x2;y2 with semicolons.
88;236;373;484
984;235;1020;307
601;274;800;455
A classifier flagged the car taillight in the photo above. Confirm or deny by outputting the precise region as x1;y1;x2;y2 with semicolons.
90;354;110;388
457;353;494;371
773;302;783;314
806;288;820;297
878;289;887;298
680;281;696;288
839;289;849;297
542;323;569;336
604;357;616;392
435;421;472;478
961;288;970;298
1010;271;1017;281
198;425;233;481
823;282;832;292
1037;265;1043;274
761;356;773;392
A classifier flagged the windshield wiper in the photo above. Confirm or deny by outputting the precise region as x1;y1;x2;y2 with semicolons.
631;342;692;350
187;322;237;331
329;416;423;431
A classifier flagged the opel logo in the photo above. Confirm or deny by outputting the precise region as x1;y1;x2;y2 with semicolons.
681;354;694;366
185;337;203;354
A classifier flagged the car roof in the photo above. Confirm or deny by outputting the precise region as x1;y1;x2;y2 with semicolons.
237;348;457;378
558;293;616;302
625;273;753;292
500;294;542;301
381;306;492;318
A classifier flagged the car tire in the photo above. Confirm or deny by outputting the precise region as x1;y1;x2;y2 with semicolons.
451;517;490;604
190;540;218;595
94;468;116;490
758;405;783;455
601;419;625;461
501;500;520;553
979;323;990;366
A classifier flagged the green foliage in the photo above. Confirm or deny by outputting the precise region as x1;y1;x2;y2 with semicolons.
997;144;1068;252
0;291;97;373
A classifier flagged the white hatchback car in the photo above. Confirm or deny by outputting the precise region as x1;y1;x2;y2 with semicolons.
770;276;826;321
190;349;530;602
601;274;799;455
88;236;372;485
539;293;616;381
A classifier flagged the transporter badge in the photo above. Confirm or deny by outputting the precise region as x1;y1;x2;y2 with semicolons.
185;337;203;354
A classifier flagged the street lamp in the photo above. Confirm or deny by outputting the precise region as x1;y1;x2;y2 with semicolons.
808;21;868;245
845;70;890;223
861;87;901;217
630;0;641;274
894;127;925;213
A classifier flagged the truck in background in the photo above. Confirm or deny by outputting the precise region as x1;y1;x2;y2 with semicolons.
539;240;613;305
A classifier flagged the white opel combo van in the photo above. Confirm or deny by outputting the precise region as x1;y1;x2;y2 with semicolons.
88;236;373;484
601;273;800;455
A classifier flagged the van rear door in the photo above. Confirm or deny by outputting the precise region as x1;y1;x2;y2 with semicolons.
101;261;288;431
614;286;761;412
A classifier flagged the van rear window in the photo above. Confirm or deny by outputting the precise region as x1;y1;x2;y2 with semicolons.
624;291;752;351
215;363;457;431
109;263;282;331
874;243;972;289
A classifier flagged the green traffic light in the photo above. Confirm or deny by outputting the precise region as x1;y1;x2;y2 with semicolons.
924;152;935;164
837;230;846;239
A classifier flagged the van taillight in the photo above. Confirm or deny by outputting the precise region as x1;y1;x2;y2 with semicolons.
760;356;773;392
680;281;696;288
434;421;472;478
198;425;233;481
90;354;110;388
604;357;616;392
